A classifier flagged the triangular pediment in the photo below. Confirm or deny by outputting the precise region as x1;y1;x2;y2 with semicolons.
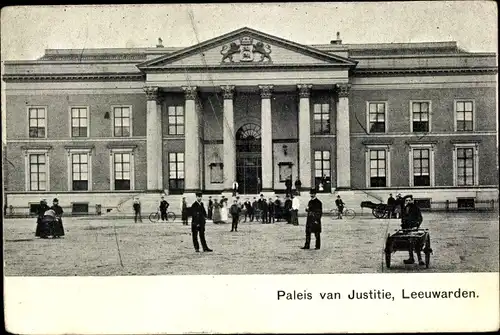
137;27;357;70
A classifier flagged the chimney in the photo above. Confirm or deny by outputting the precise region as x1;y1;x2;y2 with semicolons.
330;31;342;45
156;37;164;48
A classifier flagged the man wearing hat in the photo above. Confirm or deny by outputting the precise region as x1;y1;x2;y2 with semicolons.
190;192;213;252
50;198;65;238
301;189;323;250
401;195;424;265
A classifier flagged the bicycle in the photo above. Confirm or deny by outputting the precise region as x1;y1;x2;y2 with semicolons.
149;208;176;223
330;207;356;219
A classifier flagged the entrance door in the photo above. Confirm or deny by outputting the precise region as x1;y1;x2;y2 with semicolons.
236;123;262;194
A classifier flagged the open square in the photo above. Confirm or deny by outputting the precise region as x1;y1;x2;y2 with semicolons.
4;212;498;276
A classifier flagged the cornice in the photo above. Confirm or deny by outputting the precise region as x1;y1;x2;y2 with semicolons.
2;73;145;82
141;63;352;73
352;67;498;77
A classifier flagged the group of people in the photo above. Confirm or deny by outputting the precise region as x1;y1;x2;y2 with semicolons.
386;193;410;219
188;189;323;252
35;198;65;239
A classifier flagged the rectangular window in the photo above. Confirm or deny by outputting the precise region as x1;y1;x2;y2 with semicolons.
413;149;430;186
113;106;131;137
29;154;47;191
457;198;475;210
71;107;88;137
114;153;131;190
72;153;89;190
456;147;475;186
412;102;430;132
313;103;330;134
28;107;46;138
368;102;386;133
72;203;89;214
456;101;473;131
169;153;185;192
314;150;331;191
168;106;185;135
414;199;431;209
369;150;386;187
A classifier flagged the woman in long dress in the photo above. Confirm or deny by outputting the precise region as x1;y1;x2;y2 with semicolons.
220;198;228;223
212;199;222;223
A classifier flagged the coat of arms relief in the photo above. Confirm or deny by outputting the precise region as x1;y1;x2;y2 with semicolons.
220;37;272;63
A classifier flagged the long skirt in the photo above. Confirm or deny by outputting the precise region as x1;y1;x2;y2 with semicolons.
35;217;50;238
212;207;222;223
220;207;228;223
50;218;65;237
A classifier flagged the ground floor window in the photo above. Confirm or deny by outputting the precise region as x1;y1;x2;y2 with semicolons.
109;148;135;191
453;144;479;186
365;146;391;188
409;144;435;187
24;149;50;191
314;150;331;192
71;152;91;191
169;152;184;193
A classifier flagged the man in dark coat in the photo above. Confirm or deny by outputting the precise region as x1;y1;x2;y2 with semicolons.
251;197;259;222
387;193;396;219
301;189;323;250
284;194;293;224
50;198;65;238
294;177;302;196
159;196;169;221
207;196;213;220
259;195;269;223
190;192;213;252
35;199;50;238
285;176;293;196
274;196;282;222
267;198;275;223
244;198;252;222
230;199;241;232
335;195;344;219
400;195;424;265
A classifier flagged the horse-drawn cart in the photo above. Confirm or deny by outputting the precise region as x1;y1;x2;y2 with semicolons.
361;201;390;219
384;228;433;268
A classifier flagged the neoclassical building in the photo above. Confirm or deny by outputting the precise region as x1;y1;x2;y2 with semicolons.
3;27;498;213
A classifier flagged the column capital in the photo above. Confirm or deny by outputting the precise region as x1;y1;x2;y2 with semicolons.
144;86;162;102
297;84;313;98
258;85;274;99
182;86;198;100
337;83;351;98
220;85;235;100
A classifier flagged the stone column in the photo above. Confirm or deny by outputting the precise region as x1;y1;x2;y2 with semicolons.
182;86;200;193
259;85;274;192
298;84;312;190
145;86;163;191
336;83;351;189
221;85;236;191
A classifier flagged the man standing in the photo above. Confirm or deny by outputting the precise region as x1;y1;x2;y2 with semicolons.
232;180;239;197
301;189;323;250
191;192;213;252
207;196;214;220
291;195;300;226
244;198;252;222
259;195;269;223
335;195;344;219
401;195;424;265
230;199;241;232
133;197;142;223
159;196;169;221
274;196;282;222
251;197;259;222
267;198;275;224
294;177;302;196
387;193;396;219
284;194;293;224
50;198;65;238
285;176;293;196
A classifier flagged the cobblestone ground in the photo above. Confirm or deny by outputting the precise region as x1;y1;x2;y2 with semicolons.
3;212;498;276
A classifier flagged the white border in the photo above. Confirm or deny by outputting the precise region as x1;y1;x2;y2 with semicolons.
452;142;479;187
364;144;391;188
366;101;388;133
26;106;48;139
409;100;432;133
408;143;435;187
66;148;93;191
23;148;50;192
453;99;476;132
111;105;133;138
109;148;135;191
69;106;90;138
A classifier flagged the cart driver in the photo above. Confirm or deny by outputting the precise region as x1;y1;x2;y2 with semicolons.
401;195;424;265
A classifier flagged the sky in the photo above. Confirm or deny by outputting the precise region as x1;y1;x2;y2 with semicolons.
0;2;498;142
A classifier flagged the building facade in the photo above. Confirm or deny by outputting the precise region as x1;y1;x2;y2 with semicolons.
3;27;498;213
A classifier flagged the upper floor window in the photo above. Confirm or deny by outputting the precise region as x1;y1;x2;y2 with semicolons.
367;102;386;133
28;107;46;138
313;103;330;134
113;106;131;137
411;101;431;133
168;106;184;135
455;100;474;131
71;107;89;137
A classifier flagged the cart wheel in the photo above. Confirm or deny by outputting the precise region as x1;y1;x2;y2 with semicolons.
424;234;432;268
149;212;160;223
344;209;356;219
373;206;386;219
